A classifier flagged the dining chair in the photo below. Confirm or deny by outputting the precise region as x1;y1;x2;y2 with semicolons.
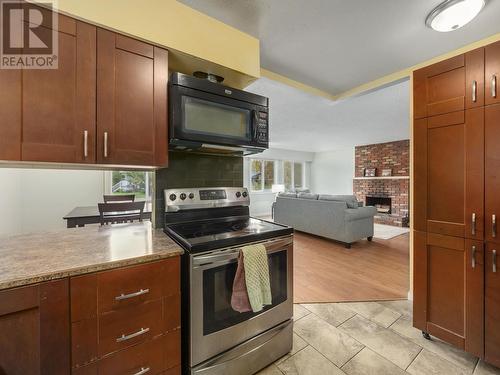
103;194;136;203
98;201;145;225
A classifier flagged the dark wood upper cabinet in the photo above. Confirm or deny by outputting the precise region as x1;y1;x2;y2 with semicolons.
485;242;500;368
485;104;500;242
413;55;465;119
0;6;169;167
413;109;484;239
0;69;21;160
21;11;96;164
466;48;485;109
412;232;483;351
0;279;70;374
97;29;168;167
485;41;500;106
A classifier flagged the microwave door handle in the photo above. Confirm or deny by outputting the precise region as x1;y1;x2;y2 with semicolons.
253;110;259;139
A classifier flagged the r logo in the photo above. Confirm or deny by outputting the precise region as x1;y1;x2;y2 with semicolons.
1;0;58;69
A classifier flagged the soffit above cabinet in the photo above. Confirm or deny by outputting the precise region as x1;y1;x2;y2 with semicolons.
36;0;260;89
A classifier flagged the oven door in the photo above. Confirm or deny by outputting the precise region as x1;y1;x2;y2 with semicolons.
189;236;293;367
170;85;265;148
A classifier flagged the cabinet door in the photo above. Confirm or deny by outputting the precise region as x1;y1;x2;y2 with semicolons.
413;109;484;238
0;70;21;160
413;232;481;350
0;279;70;374
414;54;465;119
485;41;500;106
486;104;500;242
465;48;485;109
22;9;96;163
465;239;484;358
485;242;500;368
97;29;168;166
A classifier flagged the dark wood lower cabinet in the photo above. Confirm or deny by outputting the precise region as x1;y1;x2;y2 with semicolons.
70;258;181;373
413;232;484;352
485;242;500;368
0;279;70;375
0;258;180;374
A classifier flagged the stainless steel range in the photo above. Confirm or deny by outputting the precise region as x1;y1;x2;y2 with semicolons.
163;187;294;375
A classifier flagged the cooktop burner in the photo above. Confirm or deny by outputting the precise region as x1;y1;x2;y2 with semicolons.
165;216;292;253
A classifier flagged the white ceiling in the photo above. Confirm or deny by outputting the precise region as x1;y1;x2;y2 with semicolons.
246;77;410;153
180;0;500;95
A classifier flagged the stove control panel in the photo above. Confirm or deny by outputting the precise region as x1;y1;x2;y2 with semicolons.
164;187;250;212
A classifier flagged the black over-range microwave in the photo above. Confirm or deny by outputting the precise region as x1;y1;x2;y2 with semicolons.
169;72;269;156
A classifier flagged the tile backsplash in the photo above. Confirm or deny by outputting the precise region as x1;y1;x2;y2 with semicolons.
154;151;243;226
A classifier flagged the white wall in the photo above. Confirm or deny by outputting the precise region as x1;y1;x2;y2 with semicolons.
0;169;22;236
244;148;314;217
311;147;355;195
0;168;105;236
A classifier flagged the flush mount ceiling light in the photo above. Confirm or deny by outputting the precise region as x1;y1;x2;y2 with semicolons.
426;0;486;32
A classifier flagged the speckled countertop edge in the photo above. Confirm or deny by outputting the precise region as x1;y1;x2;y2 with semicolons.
0;222;184;291
0;250;183;290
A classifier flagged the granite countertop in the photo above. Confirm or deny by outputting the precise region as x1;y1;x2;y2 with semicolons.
0;222;183;290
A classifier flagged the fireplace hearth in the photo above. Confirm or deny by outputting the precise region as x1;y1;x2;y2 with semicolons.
366;196;392;214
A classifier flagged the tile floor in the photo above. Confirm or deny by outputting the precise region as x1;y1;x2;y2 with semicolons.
257;300;500;375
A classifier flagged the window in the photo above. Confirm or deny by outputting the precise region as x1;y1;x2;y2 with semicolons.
264;161;275;190
284;161;292;191
250;160;276;191
294;163;303;188
250;160;263;191
283;161;304;191
109;171;153;201
248;159;306;192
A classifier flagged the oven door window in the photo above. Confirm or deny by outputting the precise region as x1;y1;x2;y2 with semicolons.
202;250;287;336
182;96;251;141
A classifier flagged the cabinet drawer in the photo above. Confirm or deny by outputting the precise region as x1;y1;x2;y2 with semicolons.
99;299;163;356
99;336;166;375
97;259;178;313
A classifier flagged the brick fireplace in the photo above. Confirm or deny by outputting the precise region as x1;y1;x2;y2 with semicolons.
353;140;409;227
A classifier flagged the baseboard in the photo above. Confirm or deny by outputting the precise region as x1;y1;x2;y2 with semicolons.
407;290;413;301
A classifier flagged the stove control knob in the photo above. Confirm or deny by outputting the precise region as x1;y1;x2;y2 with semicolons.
242;191;248;198
169;194;177;201
236;191;241;198
180;193;187;200
188;193;195;199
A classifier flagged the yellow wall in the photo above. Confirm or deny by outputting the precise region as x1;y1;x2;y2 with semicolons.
39;0;260;87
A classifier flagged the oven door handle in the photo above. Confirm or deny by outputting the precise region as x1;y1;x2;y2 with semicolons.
192;236;292;267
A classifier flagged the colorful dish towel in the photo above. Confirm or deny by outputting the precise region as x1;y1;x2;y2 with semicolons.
231;251;252;313
242;244;272;312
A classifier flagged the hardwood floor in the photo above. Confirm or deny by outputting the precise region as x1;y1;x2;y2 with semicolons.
293;231;409;303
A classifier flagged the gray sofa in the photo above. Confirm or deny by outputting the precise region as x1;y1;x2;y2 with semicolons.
273;193;377;248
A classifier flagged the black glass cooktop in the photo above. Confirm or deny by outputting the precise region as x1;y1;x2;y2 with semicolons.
164;216;293;253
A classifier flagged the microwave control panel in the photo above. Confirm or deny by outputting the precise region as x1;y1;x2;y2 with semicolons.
256;110;268;144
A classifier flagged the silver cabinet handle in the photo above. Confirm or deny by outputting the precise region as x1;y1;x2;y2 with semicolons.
472;213;476;236
493;250;497;273
116;327;149;343
492;75;497;98
104;131;108;158
115;288;149;301
472;80;477;102
133;367;150;375
83;130;88;158
493;214;497;238
472;245;476;269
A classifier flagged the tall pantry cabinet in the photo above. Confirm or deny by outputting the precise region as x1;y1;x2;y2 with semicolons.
413;40;500;367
